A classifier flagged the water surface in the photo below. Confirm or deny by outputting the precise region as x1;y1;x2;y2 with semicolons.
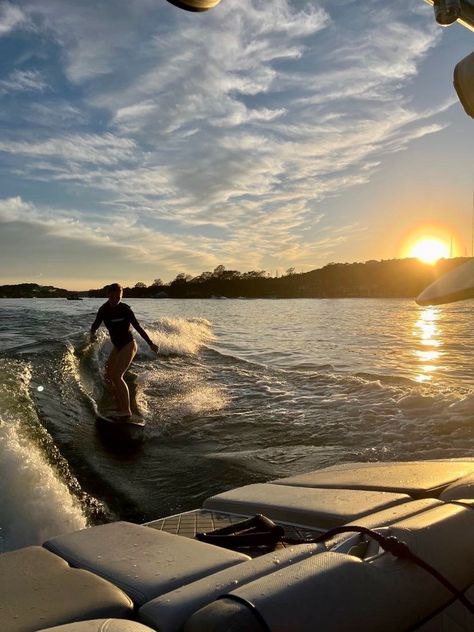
1;298;473;551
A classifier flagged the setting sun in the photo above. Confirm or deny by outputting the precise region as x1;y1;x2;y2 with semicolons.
409;238;450;264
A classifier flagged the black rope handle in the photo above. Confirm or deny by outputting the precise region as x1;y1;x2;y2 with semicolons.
196;514;284;548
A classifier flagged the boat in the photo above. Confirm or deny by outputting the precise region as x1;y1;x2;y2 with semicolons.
0;458;473;631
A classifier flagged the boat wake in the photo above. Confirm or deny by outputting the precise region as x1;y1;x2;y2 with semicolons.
0;359;88;552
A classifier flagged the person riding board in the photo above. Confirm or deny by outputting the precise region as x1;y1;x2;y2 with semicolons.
90;283;158;419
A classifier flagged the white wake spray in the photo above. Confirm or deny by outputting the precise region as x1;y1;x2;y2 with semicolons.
0;359;87;552
145;317;215;356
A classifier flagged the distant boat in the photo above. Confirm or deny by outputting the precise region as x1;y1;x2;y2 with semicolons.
67;294;83;301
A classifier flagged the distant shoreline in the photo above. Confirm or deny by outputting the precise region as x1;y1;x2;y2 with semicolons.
1;257;469;300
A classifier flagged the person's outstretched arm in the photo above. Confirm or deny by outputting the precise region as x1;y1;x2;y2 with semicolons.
90;306;104;342
129;309;158;353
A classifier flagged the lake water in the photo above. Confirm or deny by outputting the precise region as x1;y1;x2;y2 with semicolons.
0;297;473;552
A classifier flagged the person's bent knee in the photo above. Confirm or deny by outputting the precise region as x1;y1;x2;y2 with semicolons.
111;373;125;385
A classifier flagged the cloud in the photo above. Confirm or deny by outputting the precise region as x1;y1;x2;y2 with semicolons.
0;133;137;166
26;102;88;127
0;69;46;94
0;193;353;284
0;2;25;37
0;196;229;281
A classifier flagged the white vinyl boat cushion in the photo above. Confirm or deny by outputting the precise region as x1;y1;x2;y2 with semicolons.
38;619;155;632
139;543;323;632
186;503;474;632
203;483;410;529
0;546;133;632
439;472;474;501
323;498;442;548
272;460;474;499
43;521;250;607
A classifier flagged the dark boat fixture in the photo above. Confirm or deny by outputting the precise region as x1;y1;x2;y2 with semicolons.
165;0;221;12
433;0;463;25
426;0;474;28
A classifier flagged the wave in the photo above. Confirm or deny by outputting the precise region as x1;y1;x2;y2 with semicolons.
146;317;214;356
139;364;228;433
0;359;87;552
138;318;226;428
354;371;415;387
59;317;214;362
71;334;106;402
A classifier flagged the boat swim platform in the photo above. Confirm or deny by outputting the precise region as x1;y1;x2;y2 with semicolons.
145;502;444;558
146;509;320;556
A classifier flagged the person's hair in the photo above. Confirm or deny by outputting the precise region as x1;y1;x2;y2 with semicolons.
106;283;123;295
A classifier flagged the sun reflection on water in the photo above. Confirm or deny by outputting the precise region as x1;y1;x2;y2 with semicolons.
414;308;442;383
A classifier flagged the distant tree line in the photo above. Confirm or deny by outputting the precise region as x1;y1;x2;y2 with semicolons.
86;258;470;300
1;258;469;299
0;283;69;298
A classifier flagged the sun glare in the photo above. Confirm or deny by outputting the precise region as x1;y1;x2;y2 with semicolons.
409;238;450;264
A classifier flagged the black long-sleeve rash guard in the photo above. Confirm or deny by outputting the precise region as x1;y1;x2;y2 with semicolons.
90;302;152;350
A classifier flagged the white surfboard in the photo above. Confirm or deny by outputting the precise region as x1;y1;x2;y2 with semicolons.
416;259;474;305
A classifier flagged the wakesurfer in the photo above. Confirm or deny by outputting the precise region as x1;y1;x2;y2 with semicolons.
90;283;158;419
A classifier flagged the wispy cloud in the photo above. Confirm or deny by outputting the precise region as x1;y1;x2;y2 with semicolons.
0;2;25;37
0;69;46;94
0;192;355;286
0;134;137;166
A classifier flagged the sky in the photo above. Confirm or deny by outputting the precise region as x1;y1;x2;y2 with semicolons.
0;0;473;290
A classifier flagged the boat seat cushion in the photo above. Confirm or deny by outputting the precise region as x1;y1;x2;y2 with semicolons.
186;503;474;632
0;546;133;632
38;619;155;632
43;521;250;607
323;498;442;548
203;483;410;529
439;471;474;501
272;460;474;499
139;543;323;632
